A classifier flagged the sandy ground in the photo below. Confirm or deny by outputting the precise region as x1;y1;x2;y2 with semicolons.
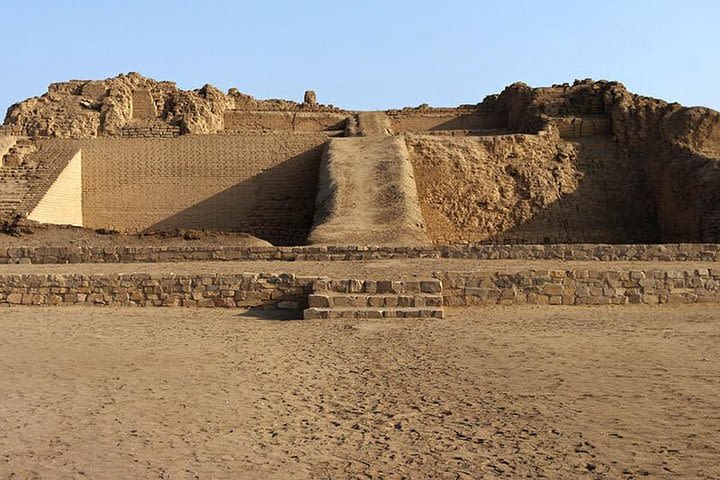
0;259;716;279
0;305;718;479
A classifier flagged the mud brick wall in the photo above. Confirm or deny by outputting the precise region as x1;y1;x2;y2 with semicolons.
550;115;612;139
0;272;321;309
407;134;658;244
131;89;157;120
438;268;720;306
79;133;328;244
8;140;81;216
1;243;719;265
223;111;348;132
27;150;83;226
388;112;506;133
120;123;180;138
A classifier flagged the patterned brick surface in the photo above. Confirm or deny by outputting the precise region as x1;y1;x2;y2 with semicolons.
79;133;327;244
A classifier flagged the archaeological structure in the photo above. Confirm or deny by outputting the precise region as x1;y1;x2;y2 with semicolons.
3;72;720;246
1;73;720;316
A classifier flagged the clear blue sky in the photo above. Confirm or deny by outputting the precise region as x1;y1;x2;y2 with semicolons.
2;0;719;115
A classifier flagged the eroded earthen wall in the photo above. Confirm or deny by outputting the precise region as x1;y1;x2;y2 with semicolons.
407;133;657;244
80;133;328;244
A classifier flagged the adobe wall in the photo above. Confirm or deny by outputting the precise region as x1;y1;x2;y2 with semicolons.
80;133;328;244
27;150;83;226
223;111;348;133
387;111;506;133
491;80;720;243
406;133;657;244
1;139;80;217
0;126;22;136
120;122;180;138
549;115;612;139
0;136;16;166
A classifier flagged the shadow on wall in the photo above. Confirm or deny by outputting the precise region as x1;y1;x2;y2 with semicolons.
639;149;720;243
427;113;507;132
483;136;660;244
390;112;508;134
146;149;322;245
411;134;661;245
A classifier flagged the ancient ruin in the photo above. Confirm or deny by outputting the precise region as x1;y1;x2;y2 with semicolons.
2;72;719;247
2;73;720;316
3;73;720;479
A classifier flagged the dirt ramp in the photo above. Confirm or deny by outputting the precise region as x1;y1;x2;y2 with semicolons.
356;112;392;136
308;137;429;246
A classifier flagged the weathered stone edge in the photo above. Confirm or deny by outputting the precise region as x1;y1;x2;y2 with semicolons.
1;243;720;265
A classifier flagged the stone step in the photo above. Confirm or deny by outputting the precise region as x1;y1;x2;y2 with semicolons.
303;307;445;320
312;278;442;295
308;293;442;308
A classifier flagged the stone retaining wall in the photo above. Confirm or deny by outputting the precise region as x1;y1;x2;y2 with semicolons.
0;272;320;309
438;267;720;306
2;267;719;309
1;243;719;265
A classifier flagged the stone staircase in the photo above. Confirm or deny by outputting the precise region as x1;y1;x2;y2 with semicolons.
304;278;445;319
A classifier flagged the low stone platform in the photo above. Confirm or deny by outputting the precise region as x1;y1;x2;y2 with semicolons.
2;243;720;265
304;278;445;319
1;260;719;310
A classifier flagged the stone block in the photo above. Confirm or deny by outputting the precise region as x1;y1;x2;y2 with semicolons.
6;293;22;304
303;308;323;320
308;294;330;308
627;293;642;304
367;309;384;318
384;296;399;308
376;281;394;293
543;284;564;296
630;271;645;280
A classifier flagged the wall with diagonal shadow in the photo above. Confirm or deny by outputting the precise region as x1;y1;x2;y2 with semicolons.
80;133;327;245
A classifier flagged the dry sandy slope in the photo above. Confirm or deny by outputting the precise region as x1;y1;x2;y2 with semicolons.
0;306;718;479
308;137;429;246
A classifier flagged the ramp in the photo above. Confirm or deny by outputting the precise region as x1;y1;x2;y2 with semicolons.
308;136;430;245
